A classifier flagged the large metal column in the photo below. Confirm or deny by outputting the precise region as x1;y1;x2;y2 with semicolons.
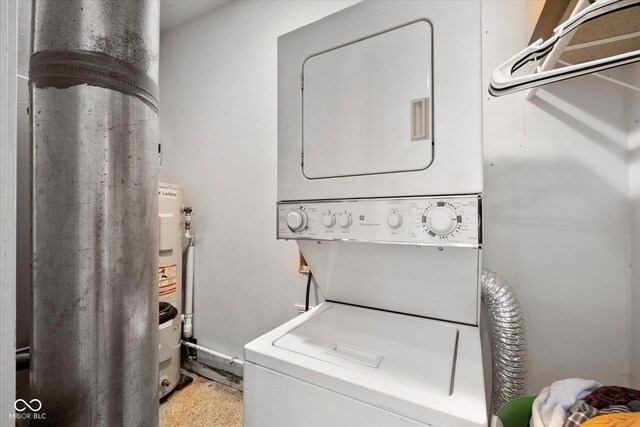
30;1;160;425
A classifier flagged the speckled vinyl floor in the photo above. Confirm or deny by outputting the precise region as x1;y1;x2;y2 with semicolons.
160;373;243;427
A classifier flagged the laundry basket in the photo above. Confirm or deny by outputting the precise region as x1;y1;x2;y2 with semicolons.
491;396;536;427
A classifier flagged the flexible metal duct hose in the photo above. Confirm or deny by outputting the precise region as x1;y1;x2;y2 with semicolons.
481;269;527;415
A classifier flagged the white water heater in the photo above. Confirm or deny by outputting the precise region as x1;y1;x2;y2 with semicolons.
158;183;184;398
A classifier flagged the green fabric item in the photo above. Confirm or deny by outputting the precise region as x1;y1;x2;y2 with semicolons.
496;396;537;427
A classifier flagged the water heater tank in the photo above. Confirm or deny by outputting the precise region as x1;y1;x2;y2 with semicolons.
158;183;184;398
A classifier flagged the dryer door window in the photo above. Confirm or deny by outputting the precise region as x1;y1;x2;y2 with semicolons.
302;20;433;179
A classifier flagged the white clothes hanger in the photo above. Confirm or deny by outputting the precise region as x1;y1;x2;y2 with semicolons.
489;0;640;97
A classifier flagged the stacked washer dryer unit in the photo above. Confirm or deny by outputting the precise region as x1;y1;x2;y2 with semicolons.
158;183;184;398
244;2;486;426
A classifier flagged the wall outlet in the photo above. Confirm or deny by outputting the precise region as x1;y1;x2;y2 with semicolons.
299;251;309;274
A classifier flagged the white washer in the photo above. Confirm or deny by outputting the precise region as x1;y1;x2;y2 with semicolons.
245;302;486;427
245;1;486;426
246;196;486;426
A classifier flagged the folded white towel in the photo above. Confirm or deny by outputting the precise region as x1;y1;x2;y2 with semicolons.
530;378;602;427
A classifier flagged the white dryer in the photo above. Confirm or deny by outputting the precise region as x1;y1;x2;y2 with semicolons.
277;1;483;200
245;1;486;426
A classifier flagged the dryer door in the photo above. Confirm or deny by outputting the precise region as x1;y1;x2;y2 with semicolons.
302;20;433;179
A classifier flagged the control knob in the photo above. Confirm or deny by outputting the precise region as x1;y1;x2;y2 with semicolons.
387;212;403;229
426;206;458;236
286;209;308;232
337;213;352;228
322;213;336;228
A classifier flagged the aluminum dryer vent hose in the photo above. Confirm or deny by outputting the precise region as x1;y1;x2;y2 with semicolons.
481;269;528;415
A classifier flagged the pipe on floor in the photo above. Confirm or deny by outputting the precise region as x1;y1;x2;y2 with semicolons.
30;1;160;425
182;341;244;367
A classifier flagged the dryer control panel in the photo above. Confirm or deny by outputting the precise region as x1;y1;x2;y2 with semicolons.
277;195;480;246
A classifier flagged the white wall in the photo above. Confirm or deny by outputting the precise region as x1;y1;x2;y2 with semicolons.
160;0;636;394
159;0;358;360
629;64;640;387
483;2;632;393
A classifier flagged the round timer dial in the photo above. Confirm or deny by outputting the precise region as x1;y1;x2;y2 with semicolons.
425;206;458;236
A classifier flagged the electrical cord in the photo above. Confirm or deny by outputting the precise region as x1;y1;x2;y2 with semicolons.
305;271;313;312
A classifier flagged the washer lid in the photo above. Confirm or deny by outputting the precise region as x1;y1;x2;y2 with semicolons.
273;303;458;397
